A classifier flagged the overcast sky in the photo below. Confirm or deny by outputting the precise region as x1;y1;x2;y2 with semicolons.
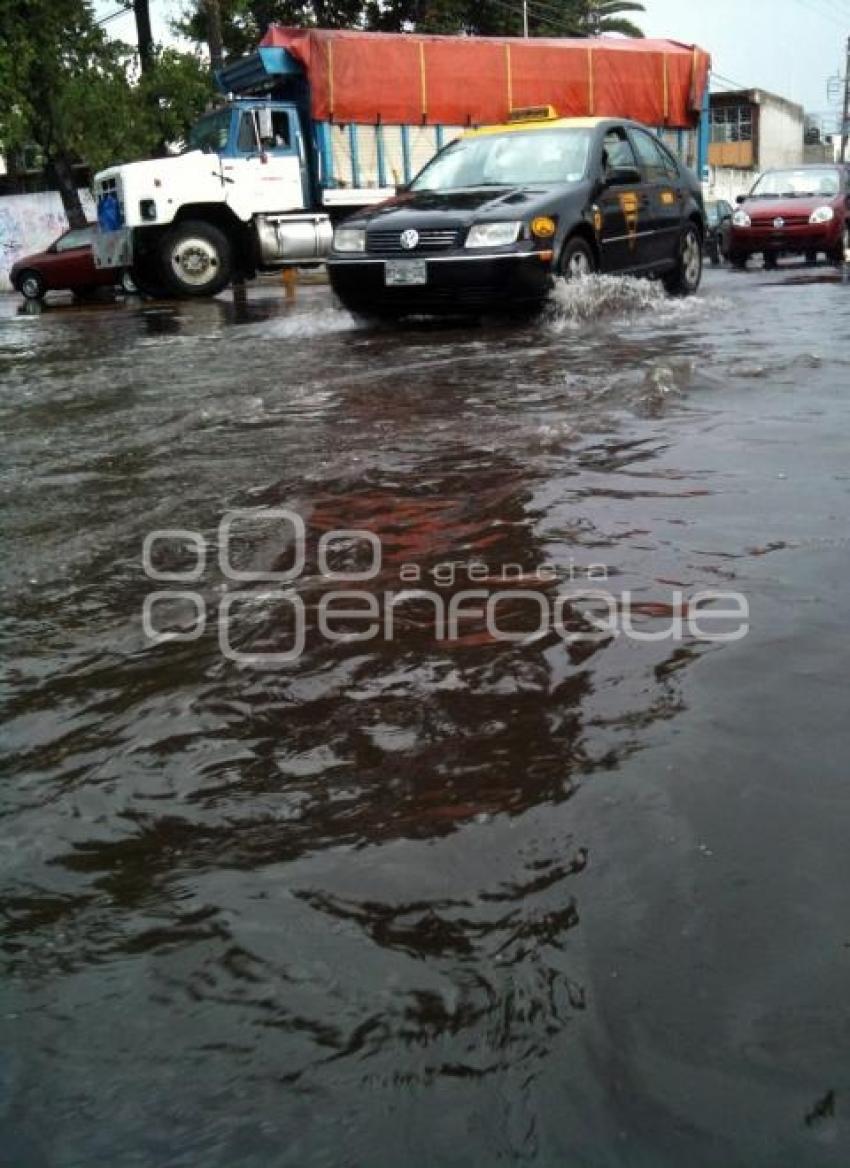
640;0;848;127
95;0;849;129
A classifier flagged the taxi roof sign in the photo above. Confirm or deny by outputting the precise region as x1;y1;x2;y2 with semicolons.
508;105;558;123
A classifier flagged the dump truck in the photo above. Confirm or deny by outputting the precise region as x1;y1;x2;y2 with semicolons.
92;27;710;297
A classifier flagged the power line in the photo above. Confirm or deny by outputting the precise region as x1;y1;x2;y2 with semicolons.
710;71;751;92
95;3;132;26
789;0;849;30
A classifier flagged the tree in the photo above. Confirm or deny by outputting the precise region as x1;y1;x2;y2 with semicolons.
0;0;213;225
174;0;643;56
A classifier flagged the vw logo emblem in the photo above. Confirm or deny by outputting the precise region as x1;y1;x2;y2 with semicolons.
773;217;784;228
400;229;419;250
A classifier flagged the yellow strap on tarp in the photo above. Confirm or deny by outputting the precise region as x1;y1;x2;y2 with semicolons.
662;52;669;124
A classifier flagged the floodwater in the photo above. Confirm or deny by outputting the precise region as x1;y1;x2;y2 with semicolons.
1;266;849;1167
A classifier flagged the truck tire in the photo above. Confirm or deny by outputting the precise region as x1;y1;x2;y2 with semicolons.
160;220;232;297
130;253;170;300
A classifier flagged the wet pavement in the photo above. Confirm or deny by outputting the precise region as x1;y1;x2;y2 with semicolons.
1;264;849;1166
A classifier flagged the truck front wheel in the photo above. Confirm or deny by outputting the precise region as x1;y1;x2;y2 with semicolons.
161;220;232;297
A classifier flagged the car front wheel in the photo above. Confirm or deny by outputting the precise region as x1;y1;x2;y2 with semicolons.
18;270;46;301
662;224;702;296
559;236;596;280
828;225;849;267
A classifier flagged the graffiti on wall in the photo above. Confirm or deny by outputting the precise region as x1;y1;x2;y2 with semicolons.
0;190;96;291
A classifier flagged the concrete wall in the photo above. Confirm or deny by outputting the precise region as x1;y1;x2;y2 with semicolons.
0;189;96;291
758;95;804;169
706;166;754;204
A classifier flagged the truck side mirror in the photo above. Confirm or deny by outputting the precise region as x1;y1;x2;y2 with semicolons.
735;194;746;204
257;107;273;143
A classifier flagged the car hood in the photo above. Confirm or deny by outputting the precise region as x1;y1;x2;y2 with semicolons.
742;195;839;219
357;185;570;228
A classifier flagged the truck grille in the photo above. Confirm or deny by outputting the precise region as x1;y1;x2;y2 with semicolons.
366;228;461;254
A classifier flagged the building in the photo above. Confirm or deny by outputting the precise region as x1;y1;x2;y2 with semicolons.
707;88;804;201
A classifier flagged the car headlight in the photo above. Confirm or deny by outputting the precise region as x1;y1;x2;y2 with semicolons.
333;227;366;253
809;205;834;225
465;221;523;249
732;209;751;227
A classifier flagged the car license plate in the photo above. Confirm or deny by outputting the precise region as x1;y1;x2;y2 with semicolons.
385;259;427;286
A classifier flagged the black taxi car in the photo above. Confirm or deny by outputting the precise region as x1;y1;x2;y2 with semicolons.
327;112;706;317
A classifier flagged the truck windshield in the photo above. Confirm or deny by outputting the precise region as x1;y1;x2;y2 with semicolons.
186;109;231;154
410;128;592;191
749;168;840;198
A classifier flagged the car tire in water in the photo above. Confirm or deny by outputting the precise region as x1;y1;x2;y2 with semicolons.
763;252;778;271
662;223;702;296
828;225;849;267
558;236;596;280
729;251;748;270
18;270;46;301
709;240;721;266
160;220;232;298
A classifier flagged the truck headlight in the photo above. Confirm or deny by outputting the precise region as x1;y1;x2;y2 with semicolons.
809;205;834;224
465;222;523;248
732;209;751;227
333;227;366;253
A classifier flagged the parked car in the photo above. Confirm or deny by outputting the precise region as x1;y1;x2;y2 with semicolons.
327;114;706;319
729;164;850;269
704;198;733;264
9;224;136;301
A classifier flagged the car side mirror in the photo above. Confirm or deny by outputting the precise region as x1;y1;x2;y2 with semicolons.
605;165;642;187
736;194;746;205
395;182;410;195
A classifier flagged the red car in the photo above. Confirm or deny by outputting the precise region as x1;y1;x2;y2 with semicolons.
728;164;850;269
9;223;135;300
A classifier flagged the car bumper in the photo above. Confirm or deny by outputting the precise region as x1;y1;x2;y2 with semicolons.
326;251;554;314
730;221;842;255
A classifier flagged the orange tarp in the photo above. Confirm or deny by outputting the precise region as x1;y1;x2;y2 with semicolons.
260;27;710;129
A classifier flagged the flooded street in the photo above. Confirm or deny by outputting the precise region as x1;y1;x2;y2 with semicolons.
2;266;849;1165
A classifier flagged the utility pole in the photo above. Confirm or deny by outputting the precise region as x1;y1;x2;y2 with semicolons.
132;0;154;76
841;35;850;163
523;0;529;38
203;0;224;73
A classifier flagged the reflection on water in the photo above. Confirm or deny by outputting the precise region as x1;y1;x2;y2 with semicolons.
2;270;850;1166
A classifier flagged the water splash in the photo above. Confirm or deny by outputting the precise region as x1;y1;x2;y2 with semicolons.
546;274;667;328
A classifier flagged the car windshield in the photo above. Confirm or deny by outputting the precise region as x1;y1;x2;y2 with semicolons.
185;109;231;154
410;128;593;191
749;168;840;198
